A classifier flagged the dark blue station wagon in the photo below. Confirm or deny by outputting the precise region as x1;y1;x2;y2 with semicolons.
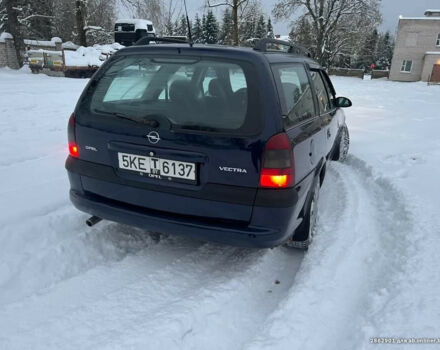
66;38;351;248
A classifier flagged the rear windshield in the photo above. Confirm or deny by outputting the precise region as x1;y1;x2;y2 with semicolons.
85;55;262;135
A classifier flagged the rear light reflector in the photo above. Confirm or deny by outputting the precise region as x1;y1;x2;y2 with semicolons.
259;133;294;188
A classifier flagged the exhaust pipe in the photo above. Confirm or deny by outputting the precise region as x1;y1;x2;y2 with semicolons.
86;216;102;227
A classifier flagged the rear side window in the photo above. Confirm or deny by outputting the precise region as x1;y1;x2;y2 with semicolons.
85;55;261;135
310;71;332;114
320;71;336;110
272;64;315;127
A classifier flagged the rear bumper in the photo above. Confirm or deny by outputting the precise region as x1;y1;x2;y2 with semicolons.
66;157;300;248
70;189;293;248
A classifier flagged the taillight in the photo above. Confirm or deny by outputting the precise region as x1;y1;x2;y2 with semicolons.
259;133;294;188
68;142;79;157
68;113;79;158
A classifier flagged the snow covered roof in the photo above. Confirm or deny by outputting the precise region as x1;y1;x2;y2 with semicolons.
27;49;62;55
0;32;13;42
24;38;60;47
23;38;79;50
424;9;440;16
399;15;440;20
115;19;154;31
278;35;290;41
62;41;79;50
64;43;124;67
426;51;440;55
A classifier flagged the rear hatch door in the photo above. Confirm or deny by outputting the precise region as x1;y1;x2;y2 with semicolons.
74;49;274;222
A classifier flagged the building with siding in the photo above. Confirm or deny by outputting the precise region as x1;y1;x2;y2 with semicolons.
390;10;440;82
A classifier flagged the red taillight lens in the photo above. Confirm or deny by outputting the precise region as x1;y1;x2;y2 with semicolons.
69;142;79;157
259;133;294;188
68;113;79;157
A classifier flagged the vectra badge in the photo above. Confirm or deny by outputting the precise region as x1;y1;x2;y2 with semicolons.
146;131;160;144
219;166;247;174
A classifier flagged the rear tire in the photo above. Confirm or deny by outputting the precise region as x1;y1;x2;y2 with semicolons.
285;179;320;249
332;124;350;162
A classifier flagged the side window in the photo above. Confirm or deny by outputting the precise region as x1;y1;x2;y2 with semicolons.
310;70;331;114
320;71;336;109
436;33;440;47
273;64;315;127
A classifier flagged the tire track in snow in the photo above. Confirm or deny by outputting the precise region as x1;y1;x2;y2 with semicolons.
0;242;289;349
0;204;202;306
350;157;438;349
243;156;416;350
0;233;205;343
100;247;303;350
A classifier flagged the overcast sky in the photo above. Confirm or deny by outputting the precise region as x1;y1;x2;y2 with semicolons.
183;0;440;36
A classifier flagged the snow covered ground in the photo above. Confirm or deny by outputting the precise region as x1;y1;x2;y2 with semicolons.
0;68;439;349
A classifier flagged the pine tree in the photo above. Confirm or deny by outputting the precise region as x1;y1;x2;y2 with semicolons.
175;14;188;37
192;13;203;43
206;0;252;46
164;17;174;36
357;28;378;69
266;17;274;38
239;12;256;43
290;17;313;47
376;31;394;70
203;10;218;44
219;8;233;45
173;19;179;35
201;13;206;43
254;15;266;39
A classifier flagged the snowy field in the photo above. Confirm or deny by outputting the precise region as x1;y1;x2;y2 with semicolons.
0;67;439;349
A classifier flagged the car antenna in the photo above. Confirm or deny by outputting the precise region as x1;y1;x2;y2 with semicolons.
183;0;194;47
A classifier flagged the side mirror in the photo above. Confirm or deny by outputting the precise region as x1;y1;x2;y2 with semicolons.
334;97;352;108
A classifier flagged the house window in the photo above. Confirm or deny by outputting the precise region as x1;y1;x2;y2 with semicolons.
401;60;413;73
436;33;440;47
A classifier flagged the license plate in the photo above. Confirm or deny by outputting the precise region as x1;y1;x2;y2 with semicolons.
118;152;196;181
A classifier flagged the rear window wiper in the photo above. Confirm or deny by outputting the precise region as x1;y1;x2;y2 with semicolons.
93;109;138;123
93;109;160;127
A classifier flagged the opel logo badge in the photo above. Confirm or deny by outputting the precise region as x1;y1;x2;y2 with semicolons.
146;131;160;144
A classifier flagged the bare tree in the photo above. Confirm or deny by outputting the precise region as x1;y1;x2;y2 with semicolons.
3;0;25;67
75;0;87;46
120;0;181;36
273;0;381;66
207;0;250;46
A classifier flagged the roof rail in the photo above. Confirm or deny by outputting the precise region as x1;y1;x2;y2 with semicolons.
254;38;311;57
134;37;189;46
